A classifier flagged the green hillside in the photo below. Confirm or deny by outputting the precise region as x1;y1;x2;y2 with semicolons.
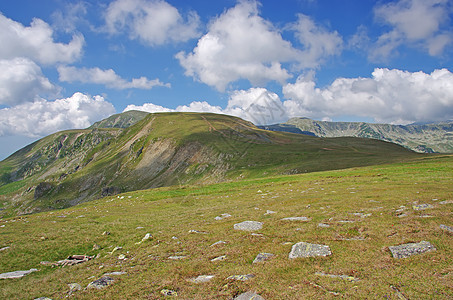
0;112;419;216
0;155;451;299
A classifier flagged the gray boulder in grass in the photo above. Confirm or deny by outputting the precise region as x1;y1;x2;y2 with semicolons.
389;241;436;258
289;242;332;258
234;221;263;231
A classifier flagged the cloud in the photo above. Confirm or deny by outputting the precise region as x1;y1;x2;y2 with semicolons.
0;92;115;137
177;1;342;91
283;68;453;124
371;0;452;60
104;0;200;46
58;65;170;89
124;87;286;125
0;13;84;65
0;58;60;105
51;2;88;33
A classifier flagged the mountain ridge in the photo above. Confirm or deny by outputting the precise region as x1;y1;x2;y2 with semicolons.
259;117;453;153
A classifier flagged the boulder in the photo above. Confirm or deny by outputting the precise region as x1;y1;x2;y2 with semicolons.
389;241;436;258
87;276;114;289
188;275;215;283
252;253;274;263
234;291;265;300
281;217;310;221
0;268;38;279
289;242;332;259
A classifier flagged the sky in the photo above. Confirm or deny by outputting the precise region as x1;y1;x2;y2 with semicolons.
0;0;452;160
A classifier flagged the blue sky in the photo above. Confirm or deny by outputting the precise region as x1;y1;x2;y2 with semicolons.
0;0;452;159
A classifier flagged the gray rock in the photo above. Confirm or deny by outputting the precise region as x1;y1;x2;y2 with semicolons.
87;276;114;289
440;224;453;233
210;240;226;247
234;291;265;300
317;223;330;228
0;268;38;279
412;204;434;210
188;275;215;283
34;298;52;300
289;242;332;259
0;246;10;251
227;274;255;281
161;289;178;296
281;217;311;221
264;210;276;215
168;255;187;260
252;253;274;263
389;241;436;258
215;213;232;220
439;200;453;205
68;283;82;292
211;255;227;262
234;221;263;231
104;271;126;276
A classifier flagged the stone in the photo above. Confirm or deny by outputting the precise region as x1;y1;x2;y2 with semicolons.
87;276;114;289
0;246;10;251
234;291;265;300
389;241;436;258
210;240;226;247
352;213;371;218
215;213;232;220
110;246;122;254
440;224;453;233
188;230;208;234
234;221;263;231
253;253;274;263
68;283;82;295
281;217;311;221
136;233;152;244
315;272;359;282
104;271;126;276
412;204;434;210
288;242;332;259
188;275;215;283
264;210;276;215
211;255;227;262
161;289;178;296
168;255;187;260
102;231;111;235
440;200;453;205
0;268;38;279
118;254;126;260
34;298;52;300
227;274;255;281
317;223;330;228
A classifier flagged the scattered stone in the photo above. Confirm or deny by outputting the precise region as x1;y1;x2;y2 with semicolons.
227;274;255;281
253;253;274;263
104;271;126;276
412;204;434;210
136;226;144;229
53;255;94;267
288;242;332;259
264;210;276;215
215;213;232;220
188;275;215;283
210;240;226;247
110;246;122;254
419;214;433;218
188;230;208;234
397;213;408;218
281;217;311;221
337;220;354;223
0;268;38;279
440;224;453;233
352;213;371;218
315;272;359;282
161;289;178;296
317;223;330;228
68;283;82;294
389;241;436;258
251;233;264;237
34;298;52;300
234;221;263;231
168;255;187;260
102;231;111;236
87;276;114;289
211;255;226;262
439;200;453;205
234;291;265;300
136;233;152;244
118;254;126;260
0;246;10;251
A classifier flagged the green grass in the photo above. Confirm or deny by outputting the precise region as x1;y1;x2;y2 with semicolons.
0;155;452;299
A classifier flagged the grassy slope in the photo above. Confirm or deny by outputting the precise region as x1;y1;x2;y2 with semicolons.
0;112;418;215
0;155;451;299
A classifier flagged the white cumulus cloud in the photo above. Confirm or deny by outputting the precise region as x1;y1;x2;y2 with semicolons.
58;65;170;89
177;0;342;91
283;68;453;124
0;13;84;65
0;92;115;137
104;0;200;46
372;0;452;59
0;58;60;105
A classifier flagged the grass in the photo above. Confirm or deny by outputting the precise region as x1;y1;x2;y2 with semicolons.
0;155;452;299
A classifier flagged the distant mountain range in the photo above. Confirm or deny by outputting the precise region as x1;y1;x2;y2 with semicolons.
259;117;453;153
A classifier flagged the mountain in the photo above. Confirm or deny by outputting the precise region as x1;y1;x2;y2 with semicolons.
0;112;418;216
89;110;149;129
259;117;453;153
